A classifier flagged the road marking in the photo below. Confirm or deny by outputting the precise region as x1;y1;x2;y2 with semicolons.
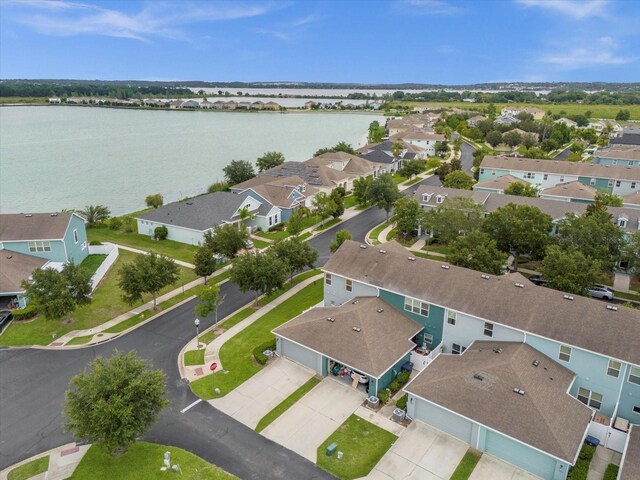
180;399;202;413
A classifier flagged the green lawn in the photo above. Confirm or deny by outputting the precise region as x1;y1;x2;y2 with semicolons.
189;280;324;399
255;377;321;432
343;196;359;209
368;222;389;245
0;250;197;346
411;251;447;261
317;415;397;480
199;307;254;345
423;242;450;255
87;226;198;263
315;217;341;231
403;176;423;186
298;232;312;241
0;96;48;104
208;269;231;285
79;254;107;276
185;349;205;366
7;456;49;480
391;173;408;185
251;238;271;249
450;450;482;480
255;229;289;241
68;442;237;480
65;334;95;346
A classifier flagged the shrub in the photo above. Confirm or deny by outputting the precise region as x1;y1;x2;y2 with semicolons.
252;339;276;365
89;240;102;246
396;394;408;410
268;224;285;232
603;464;619;480
154;225;168;240
108;217;122;230
568;444;596;480
123;216;136;233
388;370;412;395
12;304;38;320
377;389;391;404
579;444;595;461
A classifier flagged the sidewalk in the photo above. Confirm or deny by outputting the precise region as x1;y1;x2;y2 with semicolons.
0;443;90;480
179;273;323;382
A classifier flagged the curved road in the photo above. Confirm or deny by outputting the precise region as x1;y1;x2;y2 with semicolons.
0;176;443;477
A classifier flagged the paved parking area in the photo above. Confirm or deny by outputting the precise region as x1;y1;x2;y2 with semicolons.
261;378;366;462
364;420;468;480
208;357;315;429
469;454;542;480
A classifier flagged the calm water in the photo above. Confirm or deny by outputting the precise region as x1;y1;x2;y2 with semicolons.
0;106;378;215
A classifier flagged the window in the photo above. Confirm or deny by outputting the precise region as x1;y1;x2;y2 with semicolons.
345;279;352;292
479;168;485;175
629;161;634;166
525;172;534;179
590;178;596;186
447;311;456;325
632;182;637;189
483;322;494;337
436;195;444;204
28;241;51;253
578;387;603;410
543;174;548;181
268;216;273;226
559;176;564;182
633;405;640;415
404;297;429;317
73;229;78;243
612;160;617;165
618;217;628;228
608;179;614;187
423;333;433;344
616;180;621;187
607;360;621;378
629;366;640;385
452;343;466;355
325;273;332;286
559;345;572;362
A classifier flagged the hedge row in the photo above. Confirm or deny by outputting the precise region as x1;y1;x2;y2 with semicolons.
11;304;38;321
377;369;412;404
567;444;596;480
252;340;276;365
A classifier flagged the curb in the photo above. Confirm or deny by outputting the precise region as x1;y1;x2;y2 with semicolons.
0;442;77;479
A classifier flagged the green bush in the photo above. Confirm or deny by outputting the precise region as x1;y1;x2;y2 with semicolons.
388;370;412;395
11;304;38;321
89;240;102;246
108;217;122;230
154;225;168;240
396;394;408;410
268;224;285;232
603;464;619;480
252;339;276;365
568;444;596;480
377;389;390;404
123;216;136;233
579;444;595;461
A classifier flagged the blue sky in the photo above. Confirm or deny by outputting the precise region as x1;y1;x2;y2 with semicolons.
1;0;638;84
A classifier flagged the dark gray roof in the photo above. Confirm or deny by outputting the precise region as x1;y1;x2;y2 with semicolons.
274;296;422;377
360;150;395;164
0;213;74;241
405;341;592;463
136;192;254;231
324;241;640;366
0;251;48;293
255;161;325;186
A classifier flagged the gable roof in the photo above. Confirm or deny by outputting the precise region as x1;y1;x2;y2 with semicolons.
0;251;48;293
540;181;597;200
136;192;255;231
481;156;640;181
473;174;524;192
324;241;640;366
247;177;318;209
0;213;75;242
595;146;640;161
274;296;422;377
306;152;379;175
235;161;353;188
622;191;640;206
405;341;592;463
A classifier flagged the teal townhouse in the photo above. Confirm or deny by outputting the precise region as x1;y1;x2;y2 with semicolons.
0;212;88;308
592;145;640;168
275;240;640;480
478;156;640;197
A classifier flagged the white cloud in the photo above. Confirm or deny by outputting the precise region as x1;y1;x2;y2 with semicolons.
516;0;609;19
395;0;467;15
436;45;459;54
255;12;320;42
539;38;636;69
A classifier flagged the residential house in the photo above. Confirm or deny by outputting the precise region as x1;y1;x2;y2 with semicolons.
501;106;545;120
592;145;640;168
135;191;281;245
472;174;524;194
467;115;487;127
618;426;640;480
611;127;640;146
590;120;623;136
200;98;213;109
237;101;252;110
358;140;418;173
386;118;411;136
393;131;445;157
539;181;598;203
211;101;226;110
224;101;238;110
180;100;200;109
251;101;264;110
289;240;640;479
48;97;61;104
622;191;640;210
304;101;316;110
263;101;281;111
494;114;519;126
0;212;89;308
169;100;183;109
478;156;640;196
554;117;578;128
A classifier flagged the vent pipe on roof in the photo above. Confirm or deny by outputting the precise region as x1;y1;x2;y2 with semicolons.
408;257;416;261
563;294;574;301
441;265;450;270
25;214;32;217
51;213;58;216
352;327;361;332
376;308;384;313
513;388;526;396
481;274;490;280
473;373;484;381
352;300;359;305
532;360;540;367
379;250;387;254
493;348;503;354
360;245;367;249
326;317;335;322
606;305;619;311
515;283;524;288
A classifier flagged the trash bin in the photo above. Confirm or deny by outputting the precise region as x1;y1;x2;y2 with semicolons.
326;442;338;456
585;435;600;447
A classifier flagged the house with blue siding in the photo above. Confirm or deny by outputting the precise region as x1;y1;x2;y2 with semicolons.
592;146;640;168
0;212;88;307
287;240;640;480
479;156;640;197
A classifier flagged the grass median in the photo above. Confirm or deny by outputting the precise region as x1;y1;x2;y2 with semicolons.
7;456;49;480
255;377;321;433
189;279;323;399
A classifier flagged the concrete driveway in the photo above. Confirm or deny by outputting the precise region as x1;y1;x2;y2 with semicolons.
209;357;316;429
469;454;542;480
365;420;468;480
261;378;366;462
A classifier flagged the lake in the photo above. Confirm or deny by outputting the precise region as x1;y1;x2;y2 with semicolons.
0;106;378;215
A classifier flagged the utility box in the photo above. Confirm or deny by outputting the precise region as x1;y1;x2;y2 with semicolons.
326;442;338;456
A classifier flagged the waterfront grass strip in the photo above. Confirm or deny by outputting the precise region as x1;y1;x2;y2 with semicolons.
255;377;321;433
189;280;323;399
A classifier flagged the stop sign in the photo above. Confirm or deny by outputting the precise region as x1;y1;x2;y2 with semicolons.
210;362;218;371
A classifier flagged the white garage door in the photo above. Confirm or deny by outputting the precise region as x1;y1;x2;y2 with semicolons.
413;399;473;444
280;339;321;374
485;430;558;479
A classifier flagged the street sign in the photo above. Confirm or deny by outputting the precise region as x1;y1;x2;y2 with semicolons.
210;362;218;371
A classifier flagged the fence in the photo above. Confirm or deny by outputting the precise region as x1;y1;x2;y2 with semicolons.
88;243;119;292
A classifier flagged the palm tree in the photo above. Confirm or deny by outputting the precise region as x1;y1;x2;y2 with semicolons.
80;205;111;227
391;141;404;159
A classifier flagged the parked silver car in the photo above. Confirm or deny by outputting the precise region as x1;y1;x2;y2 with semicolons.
588;285;614;301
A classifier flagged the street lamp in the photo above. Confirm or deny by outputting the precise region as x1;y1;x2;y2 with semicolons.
194;318;200;350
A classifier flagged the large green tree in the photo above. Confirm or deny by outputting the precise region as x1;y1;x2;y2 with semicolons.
256;151;285;172
540;245;602;295
64;351;169;455
504;181;538;197
286;210;305;237
312;192;337;226
230;251;289;303
443;170;476;190
195;283;222;321
193;245;217;283
144;193;163;209
80;205;111;227
391;197;424;235
482;203;553;269
222;159;256;185
22;262;93;320
330;229;352;253
368;121;385;143
313;141;356;157
423;197;485;245
399;159;424;179
623;232;640;276
366;173;401;220
118;252;179;309
486;130;503;147
204;224;249;259
271;237;318;283
502;130;522;148
447;231;507;275
352;176;372;206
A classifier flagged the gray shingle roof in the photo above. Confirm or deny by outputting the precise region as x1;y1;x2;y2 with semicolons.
136;192;253;231
0;251;48;293
324;241;640;366
274;296;422;377
405;341;592;463
620;426;640;480
0;213;74;241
